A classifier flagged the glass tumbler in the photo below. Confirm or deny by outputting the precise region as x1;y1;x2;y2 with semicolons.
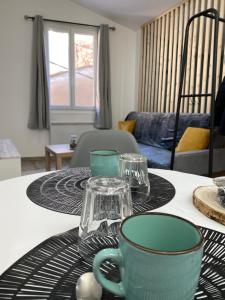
79;176;132;261
119;153;150;202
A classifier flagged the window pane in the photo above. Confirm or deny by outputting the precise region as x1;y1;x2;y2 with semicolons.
74;34;94;107
48;30;70;106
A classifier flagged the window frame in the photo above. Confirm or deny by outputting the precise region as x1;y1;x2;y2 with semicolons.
45;22;97;111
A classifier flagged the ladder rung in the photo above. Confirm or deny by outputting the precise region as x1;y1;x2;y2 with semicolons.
180;93;212;98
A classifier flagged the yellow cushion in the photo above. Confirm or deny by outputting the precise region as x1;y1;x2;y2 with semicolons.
117;120;136;133
176;127;210;152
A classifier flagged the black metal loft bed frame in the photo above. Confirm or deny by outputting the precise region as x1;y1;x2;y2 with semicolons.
170;8;225;177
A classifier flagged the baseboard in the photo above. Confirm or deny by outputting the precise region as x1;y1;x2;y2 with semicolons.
21;156;45;161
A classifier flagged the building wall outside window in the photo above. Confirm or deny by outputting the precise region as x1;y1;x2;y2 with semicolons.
0;0;139;157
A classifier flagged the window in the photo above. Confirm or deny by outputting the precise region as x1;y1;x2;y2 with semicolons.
45;24;97;109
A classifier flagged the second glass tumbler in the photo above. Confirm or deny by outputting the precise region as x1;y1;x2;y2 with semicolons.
79;176;133;261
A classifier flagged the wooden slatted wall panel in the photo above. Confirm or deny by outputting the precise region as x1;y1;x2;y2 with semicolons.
139;0;225;113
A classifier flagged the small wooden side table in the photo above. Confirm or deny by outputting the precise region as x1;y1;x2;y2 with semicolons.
45;144;74;171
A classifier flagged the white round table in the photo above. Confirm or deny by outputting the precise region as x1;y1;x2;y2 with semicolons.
0;169;224;276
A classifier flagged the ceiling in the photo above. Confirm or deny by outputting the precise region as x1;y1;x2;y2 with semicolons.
70;0;180;30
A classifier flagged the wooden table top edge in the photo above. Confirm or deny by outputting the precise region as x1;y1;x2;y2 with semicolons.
45;144;75;155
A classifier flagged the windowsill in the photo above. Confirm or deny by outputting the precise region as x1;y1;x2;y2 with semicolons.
50;106;95;111
50;108;95;124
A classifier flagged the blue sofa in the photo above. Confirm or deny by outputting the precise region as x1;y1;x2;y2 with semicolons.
126;112;225;175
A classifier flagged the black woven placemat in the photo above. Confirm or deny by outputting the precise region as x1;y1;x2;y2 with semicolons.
0;226;225;299
26;168;175;215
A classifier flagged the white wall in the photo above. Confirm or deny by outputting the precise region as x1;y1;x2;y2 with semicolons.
0;0;138;157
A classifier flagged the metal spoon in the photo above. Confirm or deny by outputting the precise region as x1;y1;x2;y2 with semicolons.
76;272;103;300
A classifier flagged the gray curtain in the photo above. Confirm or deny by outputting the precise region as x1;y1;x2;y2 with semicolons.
28;15;50;129
94;24;112;129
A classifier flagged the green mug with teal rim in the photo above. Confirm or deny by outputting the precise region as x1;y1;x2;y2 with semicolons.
93;212;204;300
90;150;120;176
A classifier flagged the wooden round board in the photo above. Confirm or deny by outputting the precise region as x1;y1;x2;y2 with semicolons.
193;186;225;225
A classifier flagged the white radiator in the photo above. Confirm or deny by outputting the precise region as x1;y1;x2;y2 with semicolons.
50;122;95;144
49;110;95;144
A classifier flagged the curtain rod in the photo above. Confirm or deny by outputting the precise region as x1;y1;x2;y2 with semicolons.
24;15;116;31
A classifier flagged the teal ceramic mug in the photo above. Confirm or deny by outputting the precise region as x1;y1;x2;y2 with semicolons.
93;212;204;300
90;150;120;176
